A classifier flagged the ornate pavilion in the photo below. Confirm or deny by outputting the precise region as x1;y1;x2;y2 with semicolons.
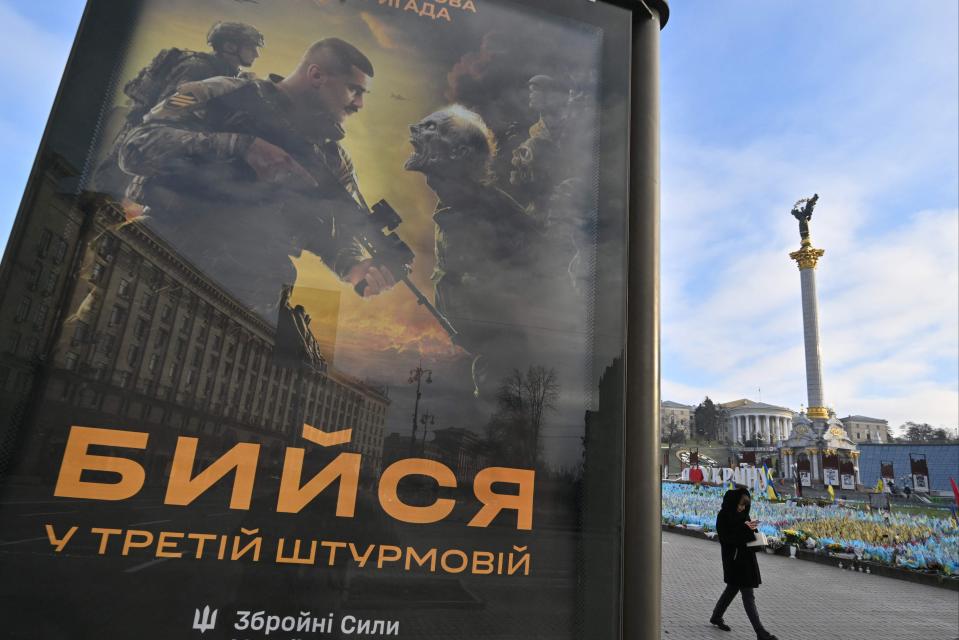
780;409;860;489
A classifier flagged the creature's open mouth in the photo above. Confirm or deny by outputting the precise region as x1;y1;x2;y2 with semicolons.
405;137;425;170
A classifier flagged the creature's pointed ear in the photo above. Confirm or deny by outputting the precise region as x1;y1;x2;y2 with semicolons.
450;145;473;161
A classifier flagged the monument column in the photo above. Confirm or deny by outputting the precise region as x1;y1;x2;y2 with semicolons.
789;195;829;421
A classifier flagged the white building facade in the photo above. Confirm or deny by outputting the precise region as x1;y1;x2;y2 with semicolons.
720;399;793;445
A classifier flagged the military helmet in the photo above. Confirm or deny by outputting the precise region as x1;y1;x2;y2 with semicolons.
207;22;265;51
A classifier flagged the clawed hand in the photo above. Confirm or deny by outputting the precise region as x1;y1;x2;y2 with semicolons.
347;259;397;297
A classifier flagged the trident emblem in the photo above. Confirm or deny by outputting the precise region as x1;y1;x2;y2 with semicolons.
192;606;218;634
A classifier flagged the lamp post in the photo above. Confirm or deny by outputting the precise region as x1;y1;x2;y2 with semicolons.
408;363;432;455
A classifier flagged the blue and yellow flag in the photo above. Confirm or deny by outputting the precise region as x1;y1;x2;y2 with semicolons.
763;464;778;500
827;484;836;502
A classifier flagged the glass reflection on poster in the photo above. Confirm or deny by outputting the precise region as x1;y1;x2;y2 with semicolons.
0;1;637;637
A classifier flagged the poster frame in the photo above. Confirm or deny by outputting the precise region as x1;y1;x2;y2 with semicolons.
0;1;669;638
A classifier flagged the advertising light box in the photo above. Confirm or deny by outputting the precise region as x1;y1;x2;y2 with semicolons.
0;1;666;637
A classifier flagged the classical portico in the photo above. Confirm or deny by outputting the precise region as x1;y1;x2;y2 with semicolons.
722;400;793;445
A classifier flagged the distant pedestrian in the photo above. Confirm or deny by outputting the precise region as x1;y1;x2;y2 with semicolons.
710;487;779;640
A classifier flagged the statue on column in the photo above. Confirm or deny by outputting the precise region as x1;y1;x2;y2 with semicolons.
790;193;819;242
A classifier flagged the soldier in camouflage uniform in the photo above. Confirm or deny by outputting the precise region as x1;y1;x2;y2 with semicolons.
119;38;395;319
95;22;265;195
126;22;265;126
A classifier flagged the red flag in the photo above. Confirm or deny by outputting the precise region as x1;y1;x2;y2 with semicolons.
950;477;959;506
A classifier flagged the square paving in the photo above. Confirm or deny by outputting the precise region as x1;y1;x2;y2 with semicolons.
663;531;959;640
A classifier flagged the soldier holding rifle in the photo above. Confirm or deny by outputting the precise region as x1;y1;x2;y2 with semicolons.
120;37;398;319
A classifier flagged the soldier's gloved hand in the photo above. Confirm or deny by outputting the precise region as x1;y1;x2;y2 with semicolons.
244;137;317;188
346;259;397;297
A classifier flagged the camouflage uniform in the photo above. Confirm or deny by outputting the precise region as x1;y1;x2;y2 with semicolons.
124;50;244;126
93;51;245;196
95;23;263;197
119;75;365;318
125;22;264;126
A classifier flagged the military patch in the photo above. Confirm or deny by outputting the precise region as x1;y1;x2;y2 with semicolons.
167;92;198;108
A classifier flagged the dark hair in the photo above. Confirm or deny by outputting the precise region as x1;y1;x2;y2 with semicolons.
306;38;374;78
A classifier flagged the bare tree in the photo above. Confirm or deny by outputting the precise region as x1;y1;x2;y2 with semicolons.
486;366;559;467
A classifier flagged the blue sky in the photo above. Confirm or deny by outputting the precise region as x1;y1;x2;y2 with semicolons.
1;0;956;431
659;1;958;432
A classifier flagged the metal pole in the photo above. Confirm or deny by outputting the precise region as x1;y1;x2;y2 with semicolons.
623;2;665;638
410;374;422;455
408;363;431;456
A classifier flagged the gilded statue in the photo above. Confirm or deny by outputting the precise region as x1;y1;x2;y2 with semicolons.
790;193;819;242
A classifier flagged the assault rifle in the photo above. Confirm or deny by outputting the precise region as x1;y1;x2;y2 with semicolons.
224;92;458;342
351;198;458;341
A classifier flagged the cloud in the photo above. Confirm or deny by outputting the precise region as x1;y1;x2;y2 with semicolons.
0;3;83;246
358;11;405;51
661;4;958;431
0;4;74;100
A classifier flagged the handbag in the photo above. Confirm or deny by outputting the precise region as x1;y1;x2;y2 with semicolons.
746;531;768;548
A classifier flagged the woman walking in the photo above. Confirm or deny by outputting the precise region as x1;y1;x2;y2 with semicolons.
709;487;779;640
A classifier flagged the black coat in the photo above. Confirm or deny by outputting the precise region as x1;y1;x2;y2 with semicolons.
716;490;762;589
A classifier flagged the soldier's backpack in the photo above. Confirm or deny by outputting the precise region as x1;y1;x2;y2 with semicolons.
123;47;195;111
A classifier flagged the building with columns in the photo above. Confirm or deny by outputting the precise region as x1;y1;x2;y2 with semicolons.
1;174;391;484
721;399;793;445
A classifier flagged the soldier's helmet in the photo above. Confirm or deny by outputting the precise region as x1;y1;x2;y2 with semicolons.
207;22;265;51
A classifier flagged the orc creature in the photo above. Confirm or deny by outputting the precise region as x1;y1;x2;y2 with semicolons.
405;105;535;394
509;134;558;219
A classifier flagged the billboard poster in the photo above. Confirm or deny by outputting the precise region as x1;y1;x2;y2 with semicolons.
0;0;655;638
840;474;855;491
823;468;839;487
909;455;929;493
